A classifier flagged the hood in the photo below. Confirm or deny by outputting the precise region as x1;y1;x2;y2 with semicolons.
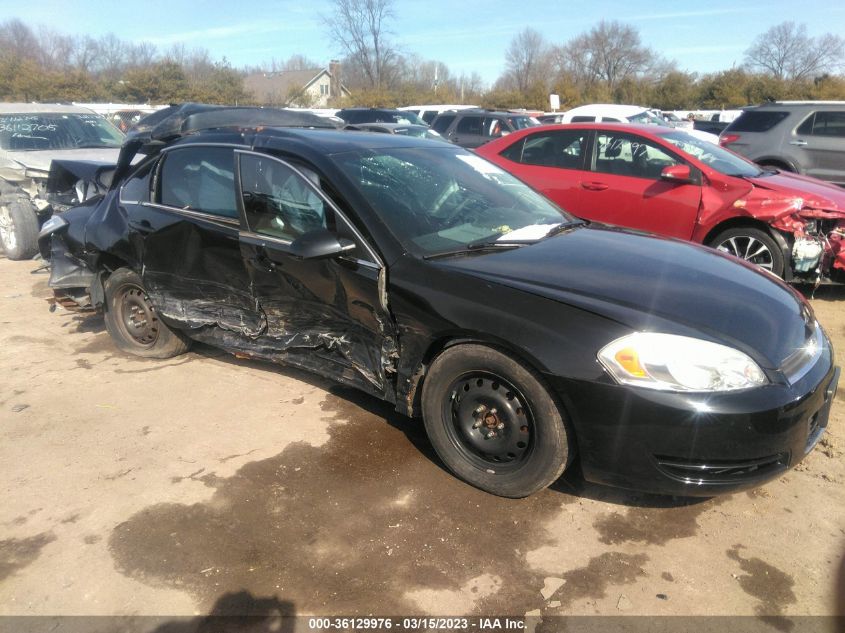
435;226;811;369
3;148;122;174
746;171;845;211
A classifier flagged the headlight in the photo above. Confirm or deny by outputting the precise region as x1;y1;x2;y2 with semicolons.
598;333;767;392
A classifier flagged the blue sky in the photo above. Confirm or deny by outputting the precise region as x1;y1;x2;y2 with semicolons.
3;0;844;85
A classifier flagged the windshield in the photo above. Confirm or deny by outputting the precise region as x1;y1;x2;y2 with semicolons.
659;131;764;177
333;147;574;256
0;113;125;151
627;110;670;127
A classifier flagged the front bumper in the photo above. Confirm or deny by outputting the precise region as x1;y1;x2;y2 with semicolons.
550;350;838;497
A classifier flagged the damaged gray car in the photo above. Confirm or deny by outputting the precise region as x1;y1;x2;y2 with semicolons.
0;103;124;259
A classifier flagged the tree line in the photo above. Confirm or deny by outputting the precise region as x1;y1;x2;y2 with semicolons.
1;8;844;111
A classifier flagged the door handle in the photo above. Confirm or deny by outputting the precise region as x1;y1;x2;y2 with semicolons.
790;140;808;146
581;181;609;191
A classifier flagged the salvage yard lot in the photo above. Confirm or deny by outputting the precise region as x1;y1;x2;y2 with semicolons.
1;254;844;622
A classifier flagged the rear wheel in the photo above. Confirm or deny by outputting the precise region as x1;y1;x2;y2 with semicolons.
709;227;785;278
421;344;572;498
103;268;191;358
0;198;39;260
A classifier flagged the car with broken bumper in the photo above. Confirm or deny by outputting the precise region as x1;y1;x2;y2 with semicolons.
40;104;838;498
0;103;124;260
476;123;845;284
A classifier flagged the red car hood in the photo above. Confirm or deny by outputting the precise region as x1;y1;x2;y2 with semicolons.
745;171;845;211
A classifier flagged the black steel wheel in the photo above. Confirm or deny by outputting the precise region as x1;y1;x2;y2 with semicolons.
103;268;191;359
709;227;785;278
422;344;572;498
444;372;535;473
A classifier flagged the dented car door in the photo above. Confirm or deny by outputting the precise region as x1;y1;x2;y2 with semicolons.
235;151;397;399
134;145;264;337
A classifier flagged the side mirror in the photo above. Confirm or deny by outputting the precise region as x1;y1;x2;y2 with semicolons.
660;164;692;183
289;228;355;260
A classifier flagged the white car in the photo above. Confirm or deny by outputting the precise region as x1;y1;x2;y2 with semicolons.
0;104;124;259
398;104;478;125
560;104;720;144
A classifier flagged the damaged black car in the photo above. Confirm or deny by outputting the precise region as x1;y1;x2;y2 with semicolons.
40;104;838;498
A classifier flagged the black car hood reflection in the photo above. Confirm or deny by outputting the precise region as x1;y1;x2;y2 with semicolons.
434;226;808;369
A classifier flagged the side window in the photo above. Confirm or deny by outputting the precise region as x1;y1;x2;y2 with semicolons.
158;147;237;218
120;160;154;203
239;154;327;241
456;116;483;135
809;111;845;137
797;113;815;135
593;133;680;179
499;138;525;162
431;114;456;134
484;117;509;138
422;111;438;124
570;116;596;123
517;130;587;169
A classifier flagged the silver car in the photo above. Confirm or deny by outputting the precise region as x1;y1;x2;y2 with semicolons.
720;101;845;186
0;104;124;259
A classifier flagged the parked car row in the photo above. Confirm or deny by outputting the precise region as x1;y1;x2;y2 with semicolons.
29;103;837;500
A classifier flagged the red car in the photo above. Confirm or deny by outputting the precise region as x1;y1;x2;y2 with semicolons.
476;123;845;282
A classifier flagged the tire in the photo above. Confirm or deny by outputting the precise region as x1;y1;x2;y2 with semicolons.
421;344;572;498
103;268;191;359
758;161;794;173
709;227;785;278
0;198;40;260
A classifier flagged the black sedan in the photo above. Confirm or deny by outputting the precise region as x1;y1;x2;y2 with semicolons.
39;104;838;498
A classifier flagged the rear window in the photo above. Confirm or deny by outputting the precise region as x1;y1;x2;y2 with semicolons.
725;111;789;133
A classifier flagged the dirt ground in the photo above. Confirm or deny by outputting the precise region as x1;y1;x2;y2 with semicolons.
1;254;844;628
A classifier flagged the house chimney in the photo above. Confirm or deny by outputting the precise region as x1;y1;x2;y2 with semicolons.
329;59;341;100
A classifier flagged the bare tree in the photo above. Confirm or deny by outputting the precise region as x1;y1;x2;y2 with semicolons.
128;42;158;69
35;27;75;70
744;22;844;81
322;0;397;89
95;33;129;79
72;36;100;72
0;19;40;60
503;28;553;93
557;21;657;92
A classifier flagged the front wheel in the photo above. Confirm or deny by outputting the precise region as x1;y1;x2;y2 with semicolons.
103;268;191;359
421;344;572;498
709;227;785;278
0;198;39;260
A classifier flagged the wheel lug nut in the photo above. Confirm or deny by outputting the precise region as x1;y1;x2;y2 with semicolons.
472;421;482;429
487;431;497;439
496;423;504;430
